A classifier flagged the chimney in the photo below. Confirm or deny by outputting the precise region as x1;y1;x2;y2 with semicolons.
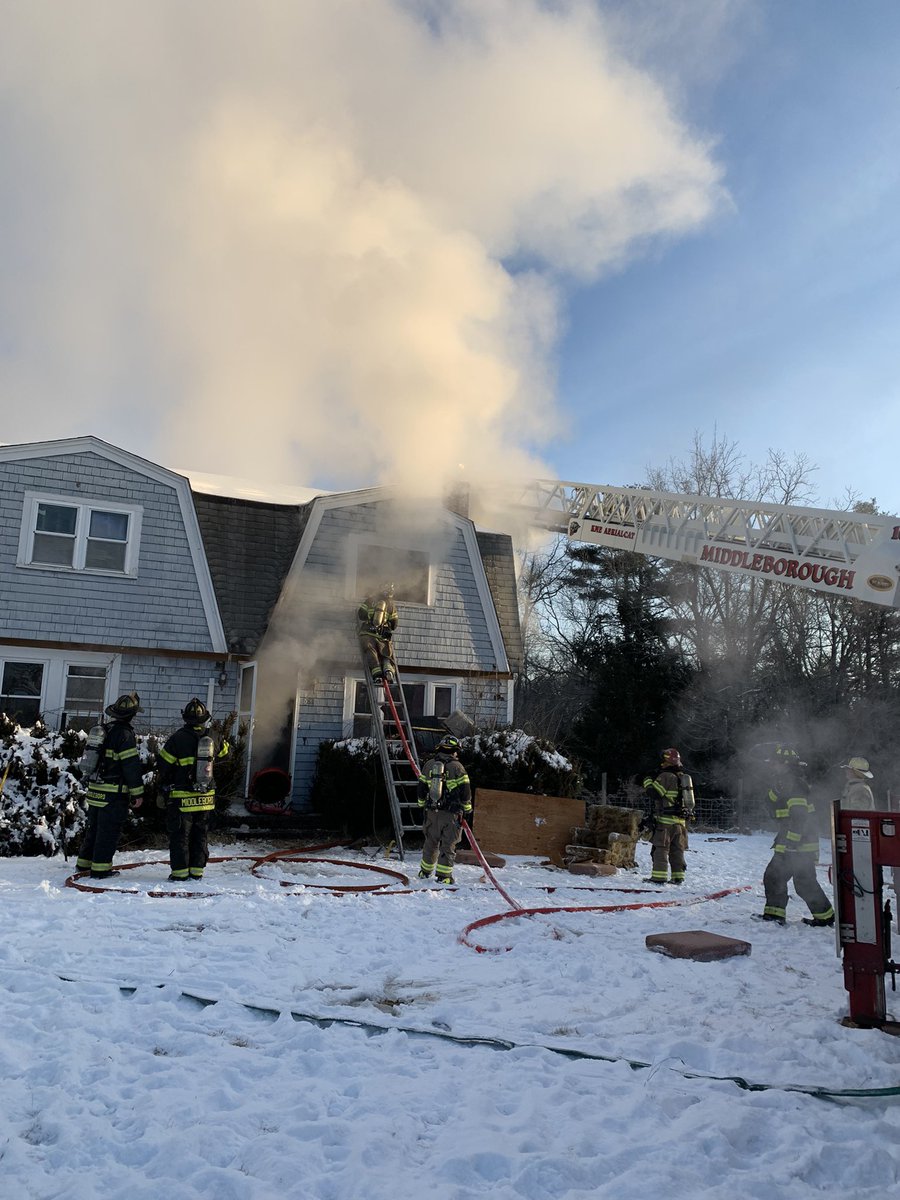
443;481;470;519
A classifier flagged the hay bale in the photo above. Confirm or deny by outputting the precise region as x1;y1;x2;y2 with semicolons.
564;844;604;863
604;838;637;868
580;806;640;867
570;826;598;847
586;805;641;839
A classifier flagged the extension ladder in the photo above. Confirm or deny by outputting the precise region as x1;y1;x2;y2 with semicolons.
358;646;422;860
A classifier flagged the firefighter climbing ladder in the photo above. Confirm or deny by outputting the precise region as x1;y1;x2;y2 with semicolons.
358;647;422;860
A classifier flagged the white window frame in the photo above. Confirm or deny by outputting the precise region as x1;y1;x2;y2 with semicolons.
0;647;121;730
17;491;143;577
238;662;258;796
345;533;434;607
342;674;458;738
63;662;110;730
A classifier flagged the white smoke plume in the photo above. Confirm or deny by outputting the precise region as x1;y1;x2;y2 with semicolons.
0;0;725;497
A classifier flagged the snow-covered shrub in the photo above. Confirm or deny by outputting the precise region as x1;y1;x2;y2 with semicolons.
0;714;151;857
309;738;383;836
311;727;582;837
460;729;582;797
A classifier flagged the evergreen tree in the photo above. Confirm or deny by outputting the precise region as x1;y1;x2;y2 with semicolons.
562;547;693;790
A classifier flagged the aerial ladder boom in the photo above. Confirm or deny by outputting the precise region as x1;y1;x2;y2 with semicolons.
515;480;900;608
504;477;900;1028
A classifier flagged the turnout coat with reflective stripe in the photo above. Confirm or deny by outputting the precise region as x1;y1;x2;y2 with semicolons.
767;770;820;856
643;767;686;826
356;597;398;639
417;753;472;815
157;724;229;813
86;720;144;807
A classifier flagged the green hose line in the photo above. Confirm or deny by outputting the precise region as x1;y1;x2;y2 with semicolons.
57;972;900;1102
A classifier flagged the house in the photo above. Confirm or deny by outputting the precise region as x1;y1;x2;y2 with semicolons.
0;437;523;812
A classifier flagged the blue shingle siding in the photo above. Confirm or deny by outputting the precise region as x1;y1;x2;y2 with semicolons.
0;451;214;650
291;677;347;811
476;531;524;673
119;655;236;736
280;496;516;808
456;676;511;731
1;447;521;814
297;502;501;672
402;530;497;670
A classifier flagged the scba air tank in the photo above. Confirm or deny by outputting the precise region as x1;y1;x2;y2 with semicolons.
195;735;215;791
428;761;445;804
681;773;696;818
78;724;106;779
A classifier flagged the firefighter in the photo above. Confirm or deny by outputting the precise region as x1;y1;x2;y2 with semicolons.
416;735;472;884
157;698;229;882
642;747;692;884
757;745;834;926
839;756;875;810
75;692;145;879
357;583;398;685
835;757;897;904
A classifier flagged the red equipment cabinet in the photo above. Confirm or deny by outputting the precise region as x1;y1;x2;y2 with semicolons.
833;802;900;1029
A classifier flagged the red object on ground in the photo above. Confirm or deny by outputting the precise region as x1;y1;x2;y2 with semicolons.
245;767;293;814
645;930;751;962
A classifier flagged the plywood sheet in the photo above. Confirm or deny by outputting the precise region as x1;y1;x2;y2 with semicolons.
471;788;585;860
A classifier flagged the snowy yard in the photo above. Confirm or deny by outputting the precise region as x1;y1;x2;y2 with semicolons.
2;832;899;1199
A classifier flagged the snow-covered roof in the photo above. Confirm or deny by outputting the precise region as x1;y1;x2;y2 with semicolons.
176;468;330;506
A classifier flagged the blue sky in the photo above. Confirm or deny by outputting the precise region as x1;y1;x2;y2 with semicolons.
1;1;898;513
554;1;900;510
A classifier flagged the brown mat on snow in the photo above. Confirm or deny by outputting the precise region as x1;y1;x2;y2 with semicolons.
645;930;751;962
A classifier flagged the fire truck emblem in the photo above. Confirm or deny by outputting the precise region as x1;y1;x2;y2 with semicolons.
866;575;894;592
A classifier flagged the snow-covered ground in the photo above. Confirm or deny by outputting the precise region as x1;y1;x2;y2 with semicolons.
2;832;899;1199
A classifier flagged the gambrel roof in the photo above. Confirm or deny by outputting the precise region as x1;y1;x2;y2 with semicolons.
192;492;312;655
0;438;523;667
475;530;524;674
192;487;523;665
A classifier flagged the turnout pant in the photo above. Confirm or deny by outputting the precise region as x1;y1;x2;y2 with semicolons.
421;810;463;880
359;633;395;682
763;850;834;921
76;798;129;873
650;821;687;882
167;806;211;879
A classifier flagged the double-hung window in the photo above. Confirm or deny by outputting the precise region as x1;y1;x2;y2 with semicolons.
19;493;142;575
353;543;431;605
349;678;455;738
0;653;116;731
63;664;109;731
0;661;44;726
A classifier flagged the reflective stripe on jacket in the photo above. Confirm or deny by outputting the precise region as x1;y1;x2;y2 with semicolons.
157;724;229;814
643;767;685;826
417;753;473;815
86;720;144;807
357;598;398;639
768;780;819;855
